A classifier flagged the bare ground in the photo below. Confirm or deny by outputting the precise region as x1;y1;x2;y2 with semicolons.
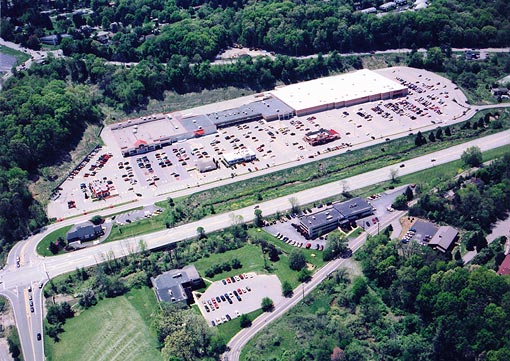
30;123;103;206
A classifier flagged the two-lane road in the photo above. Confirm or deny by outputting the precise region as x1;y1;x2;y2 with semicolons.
225;210;406;360
1;129;509;361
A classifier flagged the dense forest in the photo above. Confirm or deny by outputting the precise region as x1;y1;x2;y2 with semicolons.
0;63;102;260
2;0;510;61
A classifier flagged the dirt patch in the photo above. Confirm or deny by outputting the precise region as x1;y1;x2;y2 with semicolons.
398;215;416;239
30;123;103;206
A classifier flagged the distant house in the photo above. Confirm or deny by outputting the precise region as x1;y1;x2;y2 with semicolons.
151;265;204;305
492;88;508;96
360;7;377;14
39;34;72;46
497;254;510;275
427;226;459;253
379;2;397;12
66;222;103;243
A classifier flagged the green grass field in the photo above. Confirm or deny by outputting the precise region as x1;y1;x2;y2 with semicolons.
194;243;265;282
45;287;161;361
106;213;168;243
37;225;73;257
0;45;30;67
217;309;264;342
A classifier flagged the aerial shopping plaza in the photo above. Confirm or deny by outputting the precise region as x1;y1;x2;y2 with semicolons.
48;66;471;218
111;69;408;157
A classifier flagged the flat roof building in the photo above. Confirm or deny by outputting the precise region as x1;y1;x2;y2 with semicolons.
332;197;373;222
270;69;408;116
360;7;377;14
223;148;256;166
111;113;216;157
206;96;294;127
299;197;373;239
151;265;203;305
303;128;340;146
380;2;397;11
196;158;218;173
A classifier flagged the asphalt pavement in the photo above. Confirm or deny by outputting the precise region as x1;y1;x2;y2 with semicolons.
0;122;509;360
224;210;406;360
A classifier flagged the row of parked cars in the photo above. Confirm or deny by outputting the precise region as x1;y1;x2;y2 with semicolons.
401;228;417;244
204;274;255;326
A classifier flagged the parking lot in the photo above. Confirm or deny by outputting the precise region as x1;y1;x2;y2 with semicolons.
48;66;469;219
264;185;409;246
196;273;283;327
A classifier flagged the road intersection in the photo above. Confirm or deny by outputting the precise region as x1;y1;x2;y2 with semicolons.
0;129;508;360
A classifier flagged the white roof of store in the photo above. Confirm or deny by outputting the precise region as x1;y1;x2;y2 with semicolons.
270;69;407;113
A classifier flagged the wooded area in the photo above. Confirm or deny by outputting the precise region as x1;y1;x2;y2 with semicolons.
2;0;510;60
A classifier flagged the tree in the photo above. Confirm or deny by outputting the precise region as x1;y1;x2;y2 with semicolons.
392;194;408;210
289;197;300;214
323;232;348;261
405;186;414;201
428;132;436;142
445;126;451;136
240;314;252;328
254;208;264;227
261;297;274;312
424;47;445;71
49;241;59;255
390;168;399;183
298;268;312;283
414;131;426;146
350;276;368;304
461;146;483;167
282;281;293;297
289;249;306;271
78;288;97;308
436;127;443;140
196;226;206;240
90;215;103;225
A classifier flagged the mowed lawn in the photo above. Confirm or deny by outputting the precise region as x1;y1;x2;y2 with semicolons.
45;287;162;361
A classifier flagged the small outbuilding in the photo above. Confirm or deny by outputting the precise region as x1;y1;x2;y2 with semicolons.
66;221;104;243
196;158;218;173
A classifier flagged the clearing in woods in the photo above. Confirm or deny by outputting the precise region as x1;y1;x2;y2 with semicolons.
45;287;162;361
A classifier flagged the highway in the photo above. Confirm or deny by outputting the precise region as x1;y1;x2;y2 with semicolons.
1;130;510;360
224;210;406;361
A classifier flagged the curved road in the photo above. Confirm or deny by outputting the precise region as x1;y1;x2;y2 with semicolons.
1;129;509;360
